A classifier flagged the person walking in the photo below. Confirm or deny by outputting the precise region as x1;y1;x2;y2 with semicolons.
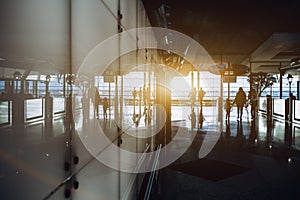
103;97;108;120
198;87;206;128
248;88;257;119
189;108;196;130
188;88;197;108
198;87;206;106
88;86;101;119
224;98;231;122
233;87;246;121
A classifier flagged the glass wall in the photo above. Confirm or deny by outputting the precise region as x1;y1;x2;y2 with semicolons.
1;0;298;199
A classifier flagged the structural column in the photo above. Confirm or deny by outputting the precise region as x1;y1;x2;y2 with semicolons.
12;94;25;128
155;70;171;146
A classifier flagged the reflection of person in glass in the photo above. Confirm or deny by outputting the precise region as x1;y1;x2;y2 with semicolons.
236;121;244;150
198;87;206;105
102;97;108;120
198;87;206;128
88;86;101;119
188;88;197;108
233;87;246;120
132;88;137;122
188;108;196;130
249;120;258;146
225;122;231;138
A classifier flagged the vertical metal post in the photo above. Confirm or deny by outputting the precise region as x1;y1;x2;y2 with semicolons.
297;81;300;100
227;62;230;99
191;70;194;89
197;71;200;91
109;81;111;120
228;82;230;99
279;62;283;99
219;73;224;128
117;1;121;199
63;73;66;98
120;75;123;125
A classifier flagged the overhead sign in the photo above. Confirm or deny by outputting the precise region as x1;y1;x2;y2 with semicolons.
223;76;236;83
104;75;114;82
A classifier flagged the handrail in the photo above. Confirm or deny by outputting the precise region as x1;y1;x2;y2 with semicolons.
144;144;162;200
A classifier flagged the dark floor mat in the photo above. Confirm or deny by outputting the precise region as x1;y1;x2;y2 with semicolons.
168;158;251;181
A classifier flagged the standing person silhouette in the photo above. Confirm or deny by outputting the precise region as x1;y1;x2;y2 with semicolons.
248;88;257;120
224;98;231;122
233;87;246;121
198;87;206;106
88;86;101;119
188;108;196;130
198;87;206;128
102;97;108;120
188;88;197;108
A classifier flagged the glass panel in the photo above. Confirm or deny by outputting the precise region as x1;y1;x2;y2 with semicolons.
273;99;285;117
0;101;9;124
53;97;65;114
26;98;43;120
259;97;267;112
0;0;70;199
295;100;300;121
0;80;4;94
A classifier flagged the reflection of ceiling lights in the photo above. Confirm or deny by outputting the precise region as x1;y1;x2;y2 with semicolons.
0;57;5;61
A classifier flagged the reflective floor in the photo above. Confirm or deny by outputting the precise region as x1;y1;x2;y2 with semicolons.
0;106;300;199
159;109;300;200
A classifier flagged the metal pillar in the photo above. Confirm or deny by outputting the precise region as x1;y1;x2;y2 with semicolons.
155;71;171;146
12;95;25;128
219;74;224;124
280;72;283;99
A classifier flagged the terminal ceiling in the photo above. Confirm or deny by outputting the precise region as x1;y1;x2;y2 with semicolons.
143;0;300;74
1;0;300;78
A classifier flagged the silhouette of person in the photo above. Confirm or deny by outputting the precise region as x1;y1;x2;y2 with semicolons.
198;87;206;106
103;97;108;120
88;86;101;118
188;88;197;108
248;88;257;119
233;87;246;120
188;108;196;130
224;98;231;122
198;87;206;128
